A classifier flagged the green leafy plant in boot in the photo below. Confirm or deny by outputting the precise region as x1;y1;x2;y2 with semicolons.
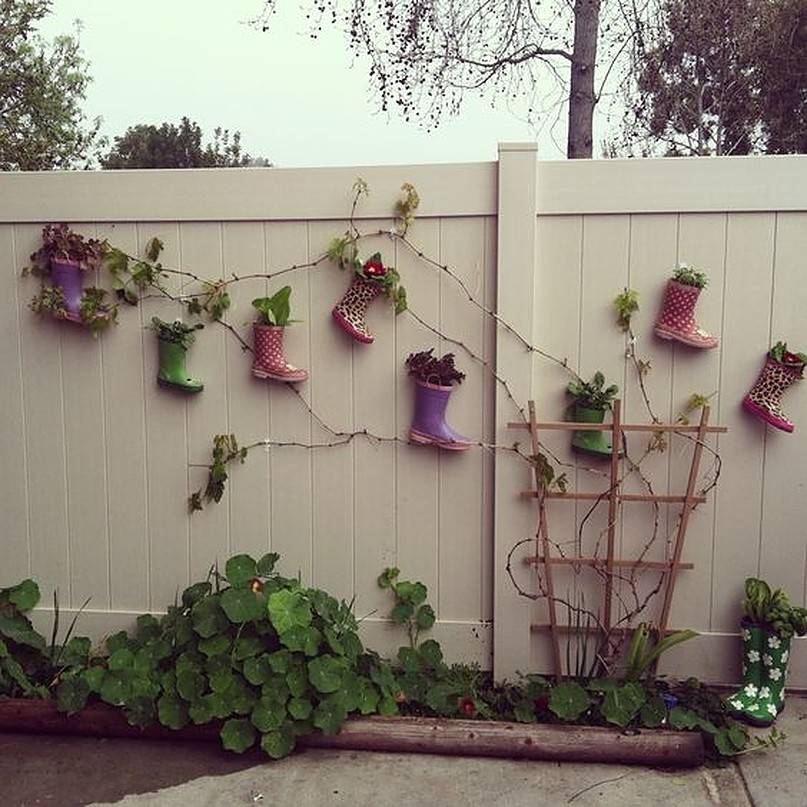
24;224;108;277
742;578;807;638
769;341;807;370
78;287;118;336
150;317;204;350
252;286;296;327
672;263;708;289
404;349;465;387
566;372;618;411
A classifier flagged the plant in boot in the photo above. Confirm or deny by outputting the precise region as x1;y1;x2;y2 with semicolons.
151;317;204;393
331;251;406;344
653;264;718;349
566;372;619;458
742;341;806;433
79;288;119;337
727;577;807;726
24;224;109;324
405;349;470;450
251;286;308;383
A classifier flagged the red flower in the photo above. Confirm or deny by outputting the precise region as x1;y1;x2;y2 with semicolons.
459;696;476;717
249;578;264;593
363;258;386;278
534;694;549;712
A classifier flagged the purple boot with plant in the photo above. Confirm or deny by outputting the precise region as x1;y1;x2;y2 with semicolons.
405;349;471;451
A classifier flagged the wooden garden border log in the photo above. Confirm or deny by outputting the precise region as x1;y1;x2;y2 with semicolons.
0;699;704;767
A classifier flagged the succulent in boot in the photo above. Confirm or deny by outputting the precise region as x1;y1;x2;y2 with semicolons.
331;252;407;344
251;287;308;383
151;317;204;393
743;342;806;433
405;349;471;450
654;265;718;349
566;372;619;458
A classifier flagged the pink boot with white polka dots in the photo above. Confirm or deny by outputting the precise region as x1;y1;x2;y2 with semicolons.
653;280;719;349
252;324;308;383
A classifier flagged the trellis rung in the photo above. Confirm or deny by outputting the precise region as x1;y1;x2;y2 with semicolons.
530;624;688;636
520;491;707;505
507;421;727;434
524;556;694;571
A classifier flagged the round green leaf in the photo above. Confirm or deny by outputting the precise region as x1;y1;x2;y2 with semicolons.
267;590;312;634
225;554;258;588
257;553;280;577
308;655;344;694
198;634;232;657
280;625;321;657
192;597;229;637
8;580;40;612
601;682;646;728
182;581;212;609
548;682;591;722
313;695;348;735
108;648;135;671
416;604;436;630
234;635;264;660
100;671;133;706
261;725;295;759
81;666;105;693
640;696;666;728
288;696;313;720
251;696;286;732
124;696;156;728
157;694;189;730
243;655;273;686
56;676;90;715
220;718;256;753
220;588;264;624
177;669;206;702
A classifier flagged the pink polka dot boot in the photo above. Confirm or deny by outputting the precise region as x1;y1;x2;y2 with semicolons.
653;280;719;349
252;324;308;383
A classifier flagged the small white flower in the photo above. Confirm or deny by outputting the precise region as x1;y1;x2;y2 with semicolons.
769;668;782;681
781;649;789;663
763;653;774;667
742;663;747;676
748;650;761;662
744;683;758;698
768;636;781;649
767;703;777;716
742;629;751;641
730;699;743;709
759;687;771;699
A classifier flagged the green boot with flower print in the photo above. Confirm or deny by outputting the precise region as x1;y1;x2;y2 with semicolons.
727;622;789;727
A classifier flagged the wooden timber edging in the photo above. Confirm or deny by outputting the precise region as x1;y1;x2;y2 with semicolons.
0;699;704;767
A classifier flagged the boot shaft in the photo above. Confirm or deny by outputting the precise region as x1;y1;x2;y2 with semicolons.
656;280;701;331
332;275;384;343
747;356;802;411
570;404;613;457
50;259;84;314
253;323;286;370
412;381;452;430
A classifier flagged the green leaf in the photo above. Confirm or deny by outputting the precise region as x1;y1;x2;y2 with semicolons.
192;597;229;637
176;669;206;702
267;590;312;634
640;696;667;728
0;614;46;651
288;696;313;720
601;683;646;728
390;602;414;624
56;675;90;715
415;604;436;630
356;678;380;715
513;701;537;723
100;671;132;706
426;682;461;716
308;655;344;694
60;636;91;669
313;695;348;735
188;698;212;725
157;694;189;730
251;696;286;732
108;648;135;671
243;655;273;686
395;581;427;605
220;588;264;624
220;718;256;753
668;706;700;730
267;650;292;675
418;640;443;669
377;696;398;716
286;666;308;698
106;631;131;654
202;691;231;720
548;682;591;722
234;635;264;661
8;580;40;612
397;646;422;673
125;696;156;728
280;625;322;657
257;553;280;577
225;554;258;588
81;666;105;693
261;724;296;759
182;582;212;609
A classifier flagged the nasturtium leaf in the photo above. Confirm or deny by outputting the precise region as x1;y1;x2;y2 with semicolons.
234;635;264;660
426;682;461;716
56;675;90;715
286;666;308;698
727;722;748;749
182;581;212;609
108;648;135;671
356;678;380;715
267;590;312;634
130;675;161;701
377;696;399;716
257;552;280;577
415;604;436;631
418;640;443;669
390;602;414;624
8;580;40;612
243;655;273;686
601;683;646;728
313;695;348;735
714;729;742;757
161;669;177;695
125;696;156;728
175;651;204;675
340;631;363;661
192;597;229;637
205;654;231;677
225;554;258;588
0;614;45;651
308;655;344;694
369;660;398;697
640;696;667;728
398;671;426;702
81;666;105;693
377;568;399;589
548;682;591;722
311;590;338;621
106;631;131;654
395;581;427;605
287;696;313;720
261;724;295;759
323;626;344;655
228;678;258;715
188;698;212;725
513;700;538;723
220;718;256;753
100;671;133;706
198;634;231;657
158;694;189;730
60;636;91;668
201;691;231;720
668;706;700;730
210;670;236;694
334;671;362;712
177;669;206;702
135;614;161;641
280;625;321;657
220;588;264;624
397;646;422;673
586;678;618;693
267;650;292;674
250;695;286;732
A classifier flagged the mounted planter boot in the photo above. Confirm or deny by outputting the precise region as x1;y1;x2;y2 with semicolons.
409;380;471;451
50;259;84;323
743;351;804;433
157;338;203;393
727;622;790;726
252;324;308;383
332;275;383;344
570;405;615;458
653;280;718;349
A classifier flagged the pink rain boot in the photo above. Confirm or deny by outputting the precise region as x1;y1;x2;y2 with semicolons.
654;280;718;349
252;324;308;383
332;274;383;344
743;348;805;433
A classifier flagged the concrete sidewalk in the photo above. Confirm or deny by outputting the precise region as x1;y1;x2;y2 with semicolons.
2;697;805;807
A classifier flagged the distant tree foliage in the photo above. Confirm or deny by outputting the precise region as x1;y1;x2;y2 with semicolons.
0;0;102;170
101;117;270;169
613;0;807;156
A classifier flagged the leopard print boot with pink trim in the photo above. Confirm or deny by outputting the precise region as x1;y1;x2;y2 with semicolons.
252;324;308;383
332;275;383;344
743;353;804;433
654;280;719;349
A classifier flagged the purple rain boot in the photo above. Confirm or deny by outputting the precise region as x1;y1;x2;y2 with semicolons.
409;380;472;451
50;259;84;323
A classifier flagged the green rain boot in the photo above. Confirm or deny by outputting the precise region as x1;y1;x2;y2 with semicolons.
727;622;790;726
157;338;203;393
570;404;613;458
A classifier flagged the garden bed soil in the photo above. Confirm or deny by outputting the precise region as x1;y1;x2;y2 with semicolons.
0;698;704;767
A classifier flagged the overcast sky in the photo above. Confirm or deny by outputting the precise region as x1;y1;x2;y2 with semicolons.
41;1;578;167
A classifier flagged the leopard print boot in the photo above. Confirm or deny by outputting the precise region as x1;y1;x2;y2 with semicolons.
332;275;383;344
743;353;804;433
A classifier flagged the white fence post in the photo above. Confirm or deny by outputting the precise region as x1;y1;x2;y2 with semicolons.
493;143;540;681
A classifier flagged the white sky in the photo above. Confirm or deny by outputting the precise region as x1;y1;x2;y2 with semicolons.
41;0;580;167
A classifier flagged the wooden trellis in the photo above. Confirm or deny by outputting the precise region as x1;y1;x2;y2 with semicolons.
509;399;728;677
